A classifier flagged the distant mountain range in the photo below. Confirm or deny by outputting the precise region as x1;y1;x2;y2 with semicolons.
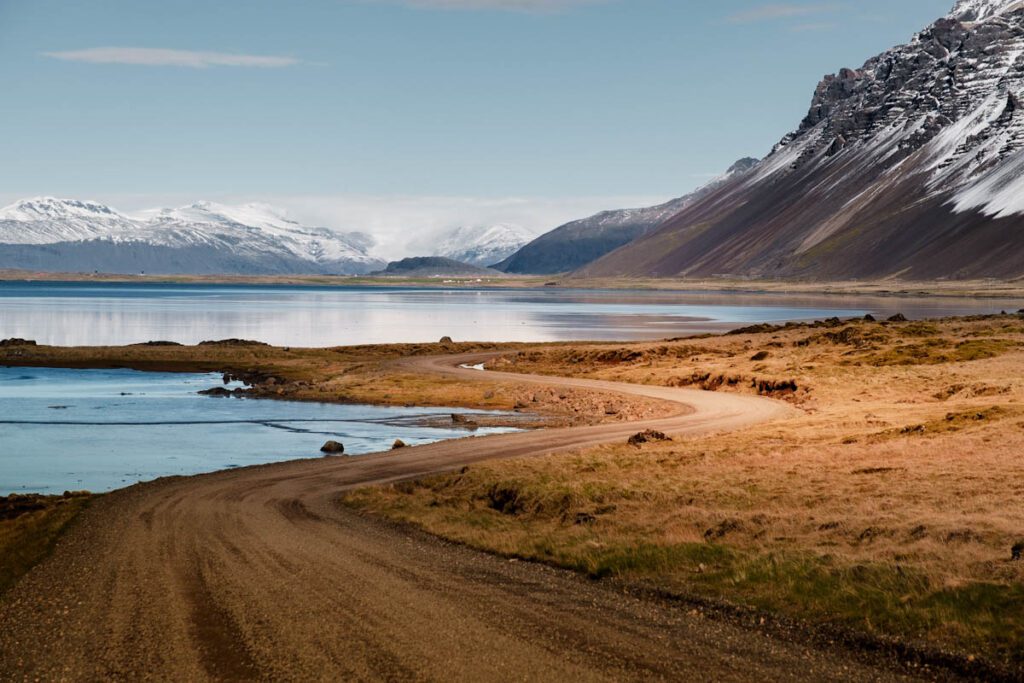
0;198;538;276
8;0;1023;282
431;224;536;268
494;159;759;275
581;0;1024;280
0;198;384;275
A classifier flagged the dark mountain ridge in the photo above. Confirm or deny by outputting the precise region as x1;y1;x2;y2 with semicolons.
495;158;758;275
580;0;1024;280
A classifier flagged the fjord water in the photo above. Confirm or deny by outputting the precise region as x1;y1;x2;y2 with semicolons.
0;367;520;495
1;282;1017;346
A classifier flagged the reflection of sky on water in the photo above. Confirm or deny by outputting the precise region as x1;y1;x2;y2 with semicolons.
0;282;1016;346
0;366;519;495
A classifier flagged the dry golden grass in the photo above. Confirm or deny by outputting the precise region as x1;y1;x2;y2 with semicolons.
346;315;1024;667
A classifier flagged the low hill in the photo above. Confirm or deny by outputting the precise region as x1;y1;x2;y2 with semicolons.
372;257;503;278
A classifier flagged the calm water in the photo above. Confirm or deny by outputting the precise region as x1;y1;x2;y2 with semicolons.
1;281;1018;346
0;367;520;495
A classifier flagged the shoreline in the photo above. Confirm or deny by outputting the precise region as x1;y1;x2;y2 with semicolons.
3;316;1024;677
3;267;1024;300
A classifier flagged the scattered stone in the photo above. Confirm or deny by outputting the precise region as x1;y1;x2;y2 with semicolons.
1013;541;1023;562
628;430;671;447
392;439;407;450
198;386;243;398
704;519;744;540
320;440;345;455
0;338;36;347
750;351;770;361
886;313;908;323
851;467;902;475
451;414;479;430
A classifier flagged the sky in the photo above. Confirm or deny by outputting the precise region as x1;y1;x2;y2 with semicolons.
0;0;953;254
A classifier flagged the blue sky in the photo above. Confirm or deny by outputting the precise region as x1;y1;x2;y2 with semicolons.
0;0;952;246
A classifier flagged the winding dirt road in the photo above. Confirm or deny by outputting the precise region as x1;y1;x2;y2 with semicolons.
0;356;927;681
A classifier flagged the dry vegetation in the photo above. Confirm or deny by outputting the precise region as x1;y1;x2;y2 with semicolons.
345;314;1024;670
6;314;1024;669
0;493;92;595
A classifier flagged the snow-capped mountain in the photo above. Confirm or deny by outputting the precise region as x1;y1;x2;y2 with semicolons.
0;198;384;275
496;158;758;275
432;224;535;267
581;0;1024;280
134;202;378;267
0;198;138;244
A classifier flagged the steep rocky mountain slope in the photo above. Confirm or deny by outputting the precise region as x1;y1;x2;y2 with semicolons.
581;0;1024;280
0;198;384;275
432;224;536;267
494;158;758;275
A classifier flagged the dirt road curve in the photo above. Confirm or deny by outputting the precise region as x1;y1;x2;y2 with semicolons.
0;355;924;681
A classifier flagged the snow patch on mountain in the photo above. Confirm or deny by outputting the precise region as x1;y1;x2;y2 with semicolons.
953;0;1024;21
433;224;536;267
0;198;137;244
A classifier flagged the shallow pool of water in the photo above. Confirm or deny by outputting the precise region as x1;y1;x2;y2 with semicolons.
0;366;521;495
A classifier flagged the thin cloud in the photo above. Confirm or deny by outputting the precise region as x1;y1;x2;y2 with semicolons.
369;0;609;11
790;22;837;31
43;47;301;68
727;3;839;24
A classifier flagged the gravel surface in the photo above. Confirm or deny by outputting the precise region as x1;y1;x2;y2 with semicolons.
0;355;930;681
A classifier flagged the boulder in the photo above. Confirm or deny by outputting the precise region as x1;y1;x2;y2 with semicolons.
320;440;345;455
628;430;671;447
1013;541;1023;562
392;439;407;450
439;336;454;345
886;313;908;323
451;414;479;430
198;387;235;397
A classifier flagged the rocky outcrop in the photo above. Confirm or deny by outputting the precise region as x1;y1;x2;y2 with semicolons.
581;1;1024;280
0;338;36;347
